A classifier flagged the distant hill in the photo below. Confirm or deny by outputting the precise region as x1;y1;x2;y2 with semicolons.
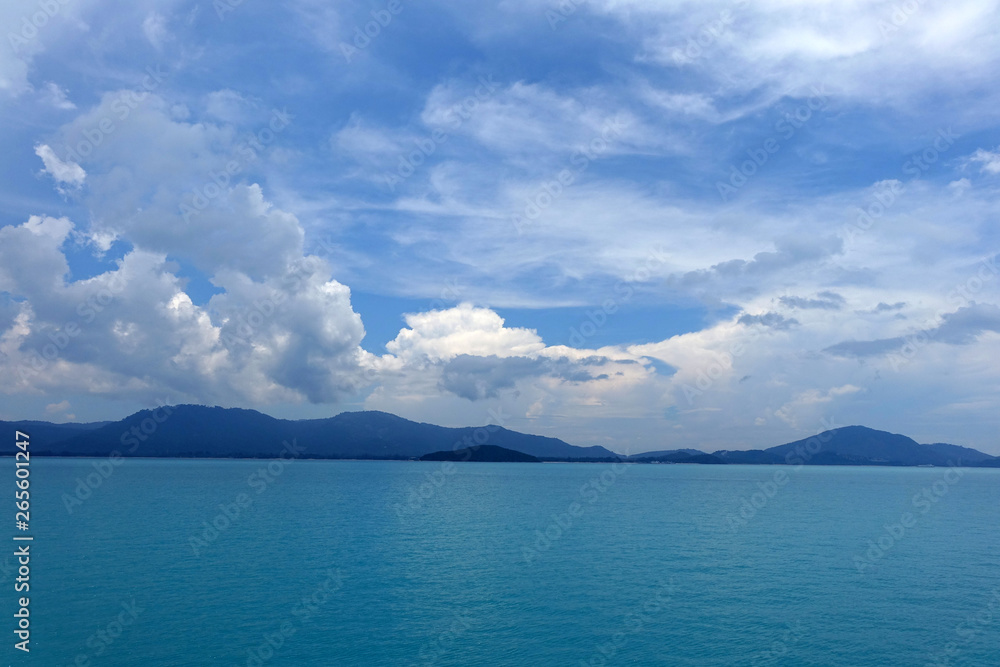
714;426;995;467
9;405;615;460
3;420;110;444
420;445;540;463
4;409;995;467
630;451;724;464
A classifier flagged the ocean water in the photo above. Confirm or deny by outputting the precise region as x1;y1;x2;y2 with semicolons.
10;458;1000;666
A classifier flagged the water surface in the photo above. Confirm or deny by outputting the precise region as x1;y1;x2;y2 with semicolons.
11;459;1000;666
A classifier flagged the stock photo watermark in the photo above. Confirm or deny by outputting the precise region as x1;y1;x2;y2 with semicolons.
726;418;841;531
877;0;927;38
521;461;628;564
408;611;474;667
383;75;500;192
580;579;675;666
750;621;804;666
391;407;509;522
62;404;174;514
189;439;305;556
885;252;998;372
924;588;1000;667
512;116;628;234
16;269;128;384
339;0;409;63
179;108;293;223
60;65;170;165
670;0;748;65
7;0;73;53
67;598;144;666
680;322;775;405
567;246;669;347
716;85;829;202
842;128;959;247
853;463;965;573
241;569;344;666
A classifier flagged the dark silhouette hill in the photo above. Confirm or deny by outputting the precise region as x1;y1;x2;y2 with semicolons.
3;419;111;444
715;426;993;467
12;405;614;460
5;410;995;466
420;445;540;462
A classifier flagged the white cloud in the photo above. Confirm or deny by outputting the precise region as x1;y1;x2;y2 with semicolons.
387;304;545;363
34;144;86;189
0;214;372;407
142;12;169;49
51;93;302;280
5;97;373;407
354;302;671;450
774;385;863;427
41;82;76;109
590;0;1000;124
333;114;408;158
420;79;664;162
204;89;258;123
5;0;1000;454
0;0;89;100
969;147;1000;174
45;400;70;413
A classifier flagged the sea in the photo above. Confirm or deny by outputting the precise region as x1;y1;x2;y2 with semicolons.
10;458;1000;666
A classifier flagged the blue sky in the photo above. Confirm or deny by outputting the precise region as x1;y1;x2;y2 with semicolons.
2;0;1000;454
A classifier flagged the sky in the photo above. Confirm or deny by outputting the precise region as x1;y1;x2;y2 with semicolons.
2;0;1000;455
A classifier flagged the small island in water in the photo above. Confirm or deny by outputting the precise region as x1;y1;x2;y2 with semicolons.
420;445;541;463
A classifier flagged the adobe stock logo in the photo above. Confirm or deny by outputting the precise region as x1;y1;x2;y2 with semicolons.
853;463;965;574
7;0;73;53
339;0;408;63
715;85;829;202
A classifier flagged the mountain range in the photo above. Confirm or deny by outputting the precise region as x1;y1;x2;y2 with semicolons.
6;405;615;460
4;405;997;466
631;425;996;467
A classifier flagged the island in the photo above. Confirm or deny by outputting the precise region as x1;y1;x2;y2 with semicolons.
420;445;541;463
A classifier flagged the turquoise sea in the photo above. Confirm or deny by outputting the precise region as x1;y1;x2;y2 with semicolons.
9;458;1000;666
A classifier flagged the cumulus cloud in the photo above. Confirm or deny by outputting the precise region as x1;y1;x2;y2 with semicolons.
6;0;1000;454
362;303;668;447
53;93;300;280
5;96;374;406
34;144;86;189
969;147;1000;174
387;304;545;363
0;215;73;293
0;214;372;406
